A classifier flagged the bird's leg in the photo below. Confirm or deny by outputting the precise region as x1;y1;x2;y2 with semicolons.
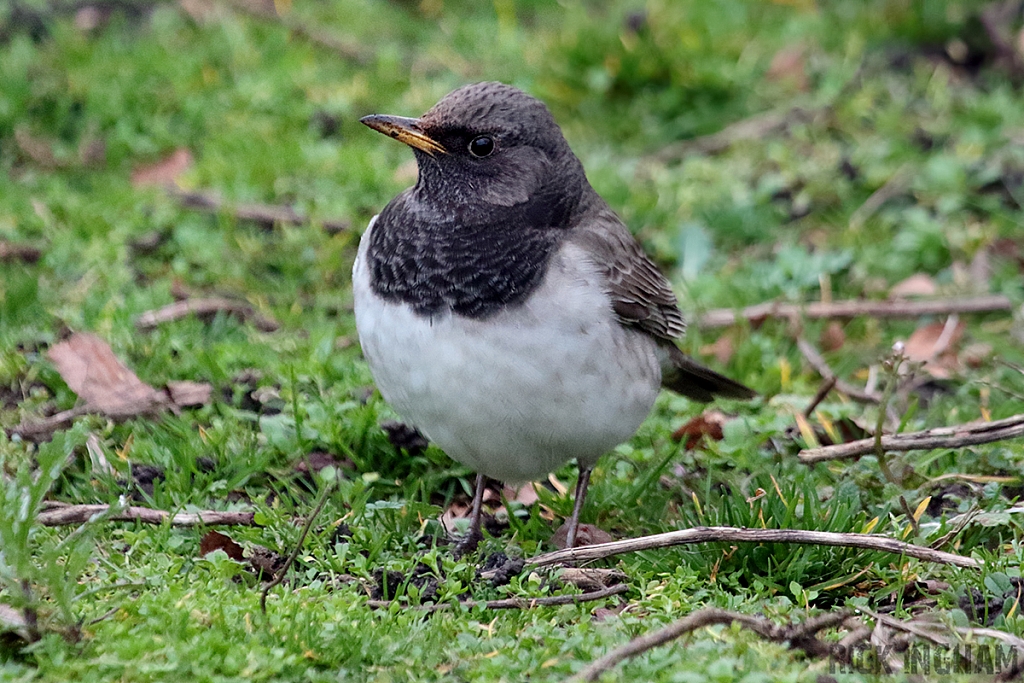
453;473;486;559
563;466;593;549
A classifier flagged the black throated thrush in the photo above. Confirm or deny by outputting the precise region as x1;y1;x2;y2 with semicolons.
354;82;755;550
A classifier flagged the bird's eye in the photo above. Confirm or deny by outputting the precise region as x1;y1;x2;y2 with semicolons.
468;135;495;158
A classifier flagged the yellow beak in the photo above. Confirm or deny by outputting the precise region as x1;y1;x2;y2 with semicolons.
360;114;447;156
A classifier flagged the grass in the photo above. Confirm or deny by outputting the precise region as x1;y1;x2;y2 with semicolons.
2;0;1024;680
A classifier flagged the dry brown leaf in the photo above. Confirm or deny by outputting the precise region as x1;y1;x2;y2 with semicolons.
14;128;60;168
293;451;353;476
961;342;994;369
502;482;539;507
890;273;938;298
671;409;728;449
904;320;965;362
766;46;809;91
48;333;167;417
550;523;614;549
558;567;627;592
131;148;194;187
700;334;735;365
819;320;846;352
904;319;965;379
0;241;42;263
165;380;212;407
200;530;244;560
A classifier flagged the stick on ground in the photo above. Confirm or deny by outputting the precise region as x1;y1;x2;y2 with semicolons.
367;584;627;612
135;296;280;332
698;295;1013;329
168;187;350;235
37;503;256;527
568;607;851;682
799;413;1024;463
529;526;980;570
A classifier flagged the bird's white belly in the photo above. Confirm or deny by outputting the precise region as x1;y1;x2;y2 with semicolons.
352;225;661;482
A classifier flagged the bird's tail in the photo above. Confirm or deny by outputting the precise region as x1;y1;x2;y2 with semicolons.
660;343;757;403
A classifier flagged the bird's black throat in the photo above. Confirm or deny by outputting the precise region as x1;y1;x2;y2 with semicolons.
366;189;578;319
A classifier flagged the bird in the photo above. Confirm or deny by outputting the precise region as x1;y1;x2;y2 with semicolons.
353;82;756;551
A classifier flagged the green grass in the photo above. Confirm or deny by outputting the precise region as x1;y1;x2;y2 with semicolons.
2;0;1024;680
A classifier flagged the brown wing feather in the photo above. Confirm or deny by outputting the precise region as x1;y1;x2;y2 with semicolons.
569;201;757;403
568;205;686;341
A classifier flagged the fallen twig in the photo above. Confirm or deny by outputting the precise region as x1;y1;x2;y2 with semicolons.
218;0;369;64
0;240;43;263
798;413;1024;464
848;164;913;230
367;584;627;612
36;503;255;527
803;376;838;418
698;295;1014;329
261;478;334;612
567;607;850;682
796;337;881;404
168;187;350;235
961;627;1024;682
6;407;90;441
529;526;980;570
135;296;280;332
652;106;818;162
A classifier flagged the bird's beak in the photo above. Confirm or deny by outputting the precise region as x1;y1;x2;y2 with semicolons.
360;114;447;156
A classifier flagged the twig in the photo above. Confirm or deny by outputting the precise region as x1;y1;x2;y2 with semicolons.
960;627;1024;682
0;240;43;263
528;526;980;570
568;607;850;682
873;345;906;485
803;376;838;417
37;503;255;527
796;337;881;404
367;584;627;612
652;107;817;162
698;295;1013;329
848;164;913;230
6;407;90;441
135;296;280;332
856;606;951;647
260;480;334;612
168;187;350;235
798;413;1024;463
217;0;369;64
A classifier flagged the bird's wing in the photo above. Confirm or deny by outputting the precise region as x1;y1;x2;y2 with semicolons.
569;205;686;341
569;204;757;402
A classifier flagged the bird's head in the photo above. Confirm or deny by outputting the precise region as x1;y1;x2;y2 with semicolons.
361;82;586;223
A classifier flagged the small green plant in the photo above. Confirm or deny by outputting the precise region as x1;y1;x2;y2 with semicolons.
0;425;103;643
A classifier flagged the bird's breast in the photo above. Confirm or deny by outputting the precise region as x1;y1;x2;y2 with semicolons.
353;225;662;482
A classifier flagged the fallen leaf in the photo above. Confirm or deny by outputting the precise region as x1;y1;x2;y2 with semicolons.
14;128;61;168
48;333;167;417
0;241;42;263
502;482;539;507
700;334;735;365
0;604;29;641
671;409;728;449
558;567;627;592
819;320;845;352
766;46;809;91
165;380;212;407
890;273;938;298
131;148;193;187
961;342;994;368
200;530;244;560
903;319;965;379
293;451;354;476
550;523;614;549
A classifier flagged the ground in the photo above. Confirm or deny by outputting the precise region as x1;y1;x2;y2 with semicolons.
1;0;1024;681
